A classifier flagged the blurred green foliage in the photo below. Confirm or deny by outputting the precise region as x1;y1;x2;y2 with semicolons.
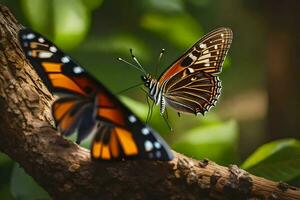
141;13;203;48
0;0;299;199
21;0;102;49
242;139;300;182
172;120;238;164
10;164;51;200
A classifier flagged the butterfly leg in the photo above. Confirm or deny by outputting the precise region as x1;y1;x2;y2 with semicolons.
145;95;151;123
162;108;173;132
177;112;181;117
140;87;154;124
147;101;155;123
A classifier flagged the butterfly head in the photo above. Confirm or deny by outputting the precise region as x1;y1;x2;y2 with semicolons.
141;74;153;88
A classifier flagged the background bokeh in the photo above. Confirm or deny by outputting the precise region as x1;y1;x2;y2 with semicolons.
0;0;300;199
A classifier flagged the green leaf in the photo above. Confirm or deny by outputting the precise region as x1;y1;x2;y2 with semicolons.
53;0;90;50
21;0;52;34
172;120;239;164
141;13;203;49
241;139;300;182
10;164;51;200
21;0;91;50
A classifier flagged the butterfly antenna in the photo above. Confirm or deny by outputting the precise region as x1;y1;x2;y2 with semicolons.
155;48;165;77
118;57;145;74
130;49;147;75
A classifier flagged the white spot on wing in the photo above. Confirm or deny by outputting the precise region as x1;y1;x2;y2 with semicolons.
196;112;202;116
128;115;137;123
141;127;150;135
189;54;197;61
154;142;161;149
204;63;210;67
61;56;70;63
26;33;35;39
199;43;206;49
49;46;57;53
144;140;153;152
39;52;53;58
73;66;84;74
38;37;45;43
214;45;218;49
188;68;195;73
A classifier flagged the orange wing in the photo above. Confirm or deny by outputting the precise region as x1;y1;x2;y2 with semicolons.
91;126;138;160
19;28;174;161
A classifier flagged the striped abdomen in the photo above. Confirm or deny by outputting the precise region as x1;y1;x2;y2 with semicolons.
148;78;166;114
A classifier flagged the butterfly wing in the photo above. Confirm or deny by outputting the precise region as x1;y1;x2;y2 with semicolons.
19;28;173;161
92;92;173;161
159;27;232;115
163;70;221;115
158;27;233;84
19;28;101;143
91;120;173;161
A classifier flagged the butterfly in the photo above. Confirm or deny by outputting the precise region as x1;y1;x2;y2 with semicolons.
141;27;233;116
18;28;173;161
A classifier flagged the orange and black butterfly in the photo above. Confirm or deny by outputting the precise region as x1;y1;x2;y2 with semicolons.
19;28;173;161
141;28;233;116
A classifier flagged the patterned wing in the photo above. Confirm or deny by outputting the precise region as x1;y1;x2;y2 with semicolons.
91;121;173;161
19;28;173;161
91;77;173;161
158;27;233;85
52;97;97;143
163;69;221;115
19;28;101;96
19;28;104;144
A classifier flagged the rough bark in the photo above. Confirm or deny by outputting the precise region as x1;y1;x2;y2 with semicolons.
0;4;299;200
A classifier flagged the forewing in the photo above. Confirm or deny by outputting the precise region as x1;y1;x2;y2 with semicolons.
19;28;101;97
159;27;232;84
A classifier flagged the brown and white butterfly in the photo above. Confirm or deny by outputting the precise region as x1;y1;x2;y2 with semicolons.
141;27;233;116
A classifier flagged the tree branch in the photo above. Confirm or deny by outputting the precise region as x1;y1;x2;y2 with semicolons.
0;4;299;200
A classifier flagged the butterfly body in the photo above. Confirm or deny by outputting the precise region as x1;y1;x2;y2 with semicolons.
142;27;233;116
19;28;173;161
